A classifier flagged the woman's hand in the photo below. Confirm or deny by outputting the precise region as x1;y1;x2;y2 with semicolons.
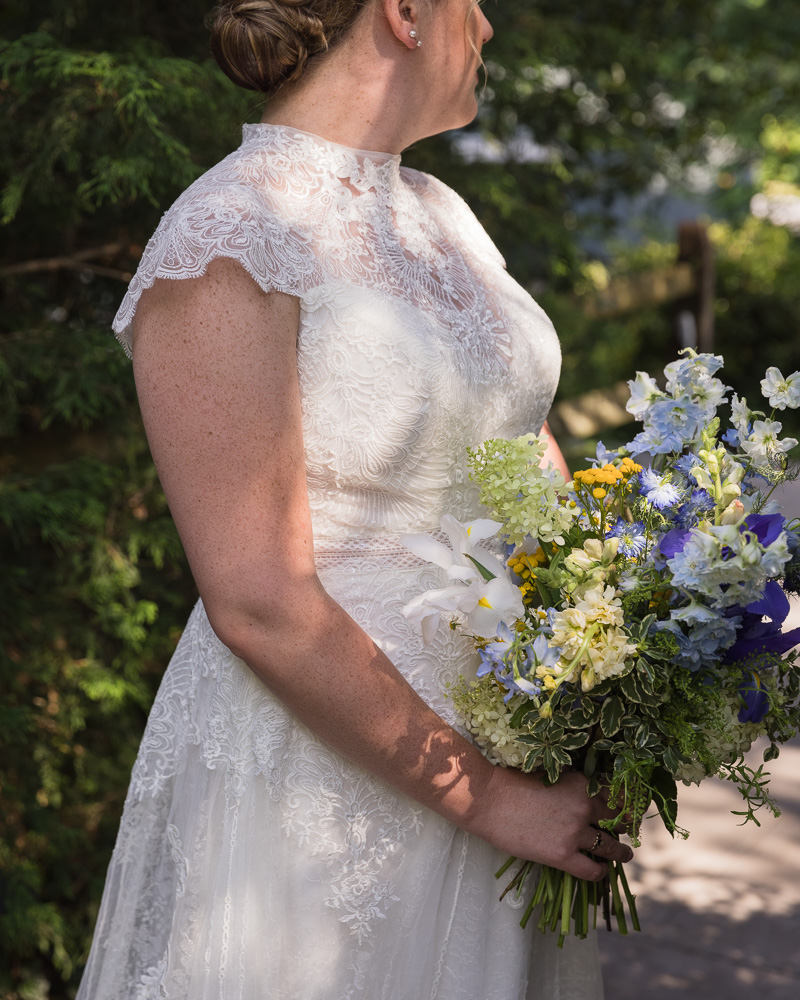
466;766;633;881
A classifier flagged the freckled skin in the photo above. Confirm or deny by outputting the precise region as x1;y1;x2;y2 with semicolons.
131;0;634;877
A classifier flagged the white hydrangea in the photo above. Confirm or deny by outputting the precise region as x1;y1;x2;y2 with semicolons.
450;678;526;768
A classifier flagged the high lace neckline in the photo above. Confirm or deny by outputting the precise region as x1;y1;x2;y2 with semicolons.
242;122;402;179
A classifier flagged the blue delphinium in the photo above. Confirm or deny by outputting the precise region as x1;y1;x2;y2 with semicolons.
625;352;730;456
607;518;647;558
667;516;791;609
626;402;688;455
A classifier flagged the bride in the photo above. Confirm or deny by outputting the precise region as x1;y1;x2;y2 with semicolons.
76;1;633;997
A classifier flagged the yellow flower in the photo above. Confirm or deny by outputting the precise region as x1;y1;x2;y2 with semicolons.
593;487;607;499
620;457;643;478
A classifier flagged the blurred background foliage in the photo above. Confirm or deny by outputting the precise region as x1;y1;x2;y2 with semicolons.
1;0;799;995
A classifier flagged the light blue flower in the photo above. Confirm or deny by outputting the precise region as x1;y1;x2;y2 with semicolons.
477;624;554;702
664;353;726;400
670;597;720;625
666;530;721;592
530;632;560;670
587;440;619;466
606;518;647;558
721;428;740;447
672;616;740;672
477;622;515;678
667;521;792;609
626;424;686;456
638;468;682;509
664;352;724;386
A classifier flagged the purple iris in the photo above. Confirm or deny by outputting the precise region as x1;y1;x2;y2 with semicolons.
725;614;800;663
657;527;693;562
737;672;770;724
743;513;786;547
724;579;800;665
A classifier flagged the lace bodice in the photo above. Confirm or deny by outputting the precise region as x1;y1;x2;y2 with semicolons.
113;123;561;544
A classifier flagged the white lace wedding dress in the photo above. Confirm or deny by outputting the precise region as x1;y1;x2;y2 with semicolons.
77;123;604;1000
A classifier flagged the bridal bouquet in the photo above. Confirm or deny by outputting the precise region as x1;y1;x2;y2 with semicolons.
401;352;800;945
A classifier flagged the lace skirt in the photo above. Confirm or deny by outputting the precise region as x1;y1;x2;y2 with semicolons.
76;551;603;1000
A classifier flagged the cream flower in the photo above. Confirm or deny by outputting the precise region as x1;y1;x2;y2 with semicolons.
549;586;637;690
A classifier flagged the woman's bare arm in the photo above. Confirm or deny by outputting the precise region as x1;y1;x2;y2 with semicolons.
540;420;571;481
131;257;631;879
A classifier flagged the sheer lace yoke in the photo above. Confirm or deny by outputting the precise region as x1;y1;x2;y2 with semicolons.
113;123;561;544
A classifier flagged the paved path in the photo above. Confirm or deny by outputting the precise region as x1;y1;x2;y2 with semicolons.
601;479;800;999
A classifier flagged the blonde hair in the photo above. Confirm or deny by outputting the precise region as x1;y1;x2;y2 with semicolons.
207;0;370;93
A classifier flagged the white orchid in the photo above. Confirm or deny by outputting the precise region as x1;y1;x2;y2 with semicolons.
401;514;508;582
401;515;524;642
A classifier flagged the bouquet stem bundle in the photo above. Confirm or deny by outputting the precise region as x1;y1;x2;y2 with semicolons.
496;856;640;946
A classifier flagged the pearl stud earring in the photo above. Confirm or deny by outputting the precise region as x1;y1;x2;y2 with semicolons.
409;29;422;47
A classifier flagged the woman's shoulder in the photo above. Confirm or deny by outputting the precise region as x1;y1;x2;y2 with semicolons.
162;132;316;231
112;135;321;354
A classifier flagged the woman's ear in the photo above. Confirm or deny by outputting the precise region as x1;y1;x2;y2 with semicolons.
382;0;423;49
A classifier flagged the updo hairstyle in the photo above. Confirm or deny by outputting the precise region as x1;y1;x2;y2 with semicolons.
207;0;373;94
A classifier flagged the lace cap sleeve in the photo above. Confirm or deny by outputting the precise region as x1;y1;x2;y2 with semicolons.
111;180;318;357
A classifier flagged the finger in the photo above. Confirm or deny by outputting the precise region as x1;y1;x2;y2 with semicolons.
584;829;634;864
589;792;626;826
565;852;609;882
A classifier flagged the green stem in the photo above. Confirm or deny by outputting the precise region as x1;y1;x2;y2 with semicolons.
617;863;641;933
608;862;628;935
561;872;574;939
495;855;517;880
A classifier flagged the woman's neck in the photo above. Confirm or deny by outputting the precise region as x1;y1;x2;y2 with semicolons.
260;6;442;155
